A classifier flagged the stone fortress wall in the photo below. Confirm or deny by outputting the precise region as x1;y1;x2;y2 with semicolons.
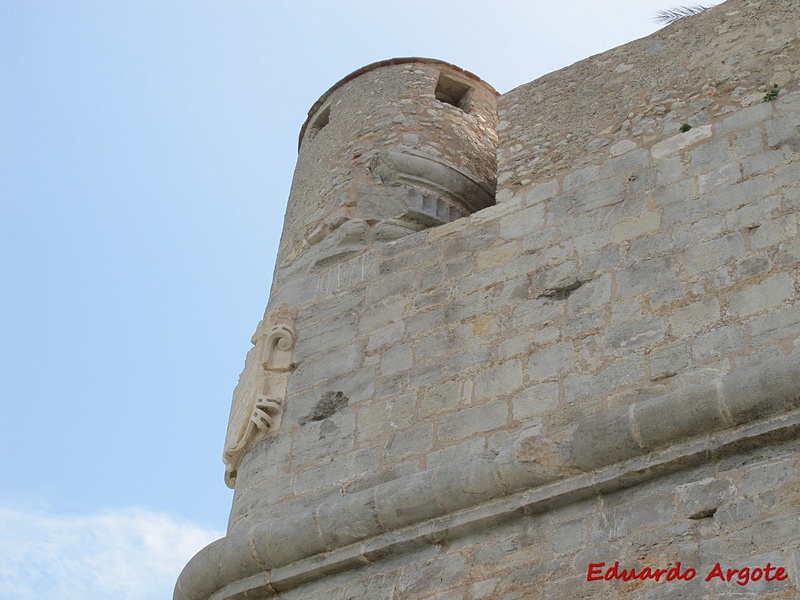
176;1;800;598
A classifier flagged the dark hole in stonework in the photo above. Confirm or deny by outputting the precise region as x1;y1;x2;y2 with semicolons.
435;73;471;110
312;106;330;131
688;507;717;520
300;391;349;424
539;279;585;300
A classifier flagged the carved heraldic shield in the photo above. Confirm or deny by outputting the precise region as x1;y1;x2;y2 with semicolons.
223;304;297;488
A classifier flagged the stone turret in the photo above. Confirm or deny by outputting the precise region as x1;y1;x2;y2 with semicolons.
273;58;498;284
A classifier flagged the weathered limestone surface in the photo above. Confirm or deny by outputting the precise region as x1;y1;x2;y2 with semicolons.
176;1;800;598
497;0;800;197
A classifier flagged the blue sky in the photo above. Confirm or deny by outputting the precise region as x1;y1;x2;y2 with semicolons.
0;1;719;598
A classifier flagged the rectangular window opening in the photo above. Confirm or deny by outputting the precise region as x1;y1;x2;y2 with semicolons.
312;106;330;131
435;74;471;110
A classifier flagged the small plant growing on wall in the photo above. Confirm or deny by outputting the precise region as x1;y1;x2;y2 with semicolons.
763;84;780;102
680;123;692;132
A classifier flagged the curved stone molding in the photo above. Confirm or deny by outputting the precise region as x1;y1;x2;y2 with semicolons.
571;354;800;470
178;354;800;600
177;411;800;600
223;304;298;488
371;149;496;215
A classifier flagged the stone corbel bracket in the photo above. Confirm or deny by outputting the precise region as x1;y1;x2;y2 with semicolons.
223;304;298;489
371;149;496;216
179;354;800;600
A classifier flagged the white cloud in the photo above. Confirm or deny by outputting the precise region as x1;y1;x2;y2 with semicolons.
0;505;222;600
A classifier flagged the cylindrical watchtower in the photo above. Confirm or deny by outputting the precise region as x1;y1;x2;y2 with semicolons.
273;57;498;284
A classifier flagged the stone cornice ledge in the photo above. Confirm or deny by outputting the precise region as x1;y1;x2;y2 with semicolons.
175;354;800;600
376;149;496;213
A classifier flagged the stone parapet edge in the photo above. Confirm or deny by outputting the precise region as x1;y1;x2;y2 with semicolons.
175;354;800;600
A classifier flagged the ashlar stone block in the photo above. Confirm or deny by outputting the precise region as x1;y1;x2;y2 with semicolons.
751;214;798;250
345;574;397;600
525;178;558;205
669;298;720;337
748;304;800;345
610;210;661;243
616;256;677;298
679;233;745;277
649;343;689;381
650;124;712;158
295;313;357;361
367;320;405;352
604;316;665;351
420;379;462;419
380;342;413;376
528;343;574;382
426;437;486;469
512;381;559;421
727;274;794;317
382;423;434;464
474;359;523;399
398;554;468;600
436;401;509;442
293;412;356;468
698;161;741;193
717;100;773;134
293;446;380;494
691;325;743;363
499;204;545;240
